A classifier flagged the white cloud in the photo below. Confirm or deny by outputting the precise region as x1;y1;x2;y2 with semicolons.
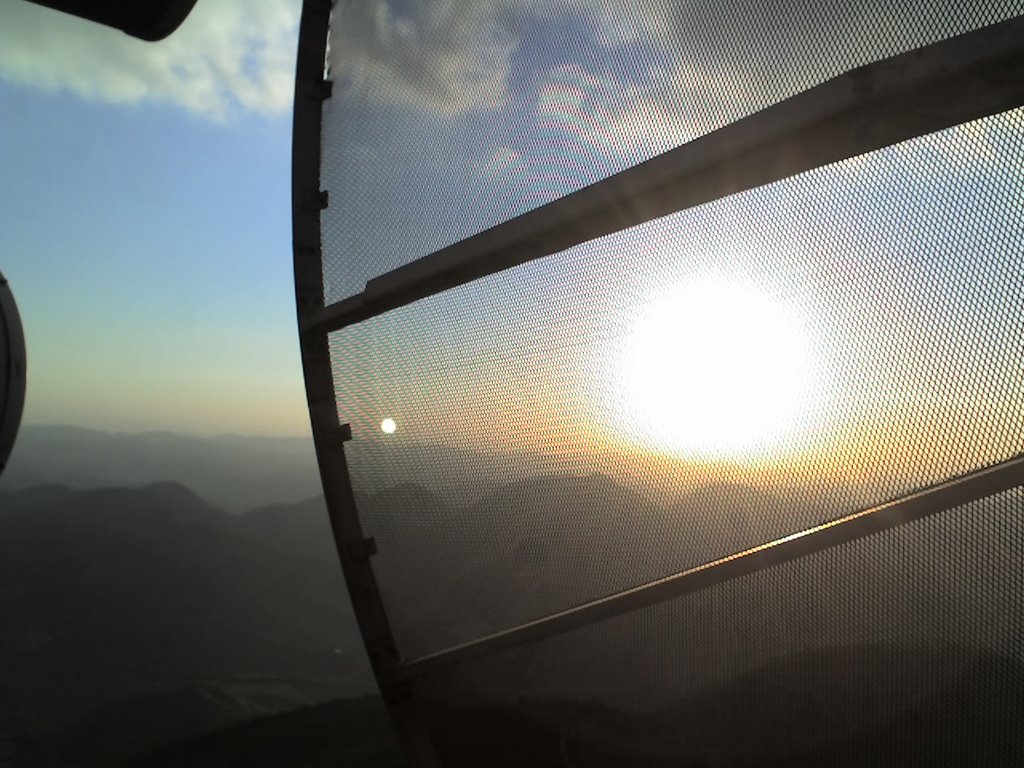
532;60;760;167
329;0;523;116
0;0;300;120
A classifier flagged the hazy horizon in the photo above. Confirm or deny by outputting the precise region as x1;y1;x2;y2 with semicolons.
4;2;1024;765
1;0;307;438
14;420;313;441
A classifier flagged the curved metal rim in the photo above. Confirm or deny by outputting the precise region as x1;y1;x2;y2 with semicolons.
290;1;438;764
0;271;26;474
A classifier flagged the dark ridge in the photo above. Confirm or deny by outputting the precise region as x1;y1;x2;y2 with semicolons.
423;644;1024;767
0;483;76;514
133;696;405;768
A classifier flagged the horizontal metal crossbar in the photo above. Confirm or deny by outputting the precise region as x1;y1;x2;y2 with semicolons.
392;453;1024;679
303;14;1024;335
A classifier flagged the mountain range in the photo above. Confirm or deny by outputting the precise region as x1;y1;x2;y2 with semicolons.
2;428;1022;766
0;481;377;766
0;425;565;512
0;426;321;512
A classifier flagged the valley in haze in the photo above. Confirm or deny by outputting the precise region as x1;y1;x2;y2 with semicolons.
1;426;1022;766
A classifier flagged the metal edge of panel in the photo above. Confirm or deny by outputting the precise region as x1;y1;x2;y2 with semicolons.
289;2;439;763
302;12;1024;335
0;270;26;475
393;453;1024;679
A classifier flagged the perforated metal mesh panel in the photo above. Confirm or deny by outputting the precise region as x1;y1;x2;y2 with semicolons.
298;2;1024;764
328;107;1024;659
321;0;1024;303
414;489;1024;766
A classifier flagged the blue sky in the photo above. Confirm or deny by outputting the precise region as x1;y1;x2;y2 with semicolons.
0;0;306;436
1;0;1022;463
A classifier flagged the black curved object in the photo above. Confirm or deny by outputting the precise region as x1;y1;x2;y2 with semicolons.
22;0;198;41
0;271;26;476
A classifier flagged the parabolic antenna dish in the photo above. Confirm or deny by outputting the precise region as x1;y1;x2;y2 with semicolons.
0;271;26;475
291;2;1024;764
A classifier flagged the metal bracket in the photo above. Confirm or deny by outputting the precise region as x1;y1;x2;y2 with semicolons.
344;536;378;563
308;78;333;102
304;189;329;211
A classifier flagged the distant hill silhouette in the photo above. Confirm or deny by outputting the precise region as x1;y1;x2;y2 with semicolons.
1;426;321;511
0;425;553;512
44;641;1010;766
30;643;1021;767
2;471;826;761
3;469;1021;766
0;483;77;516
133;695;404;768
241;495;336;563
360;473;827;657
0;483;374;766
422;643;1024;766
239;484;450;565
16;689;403;768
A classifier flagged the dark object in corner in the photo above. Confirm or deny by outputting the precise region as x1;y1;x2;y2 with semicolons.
22;0;199;41
0;270;26;477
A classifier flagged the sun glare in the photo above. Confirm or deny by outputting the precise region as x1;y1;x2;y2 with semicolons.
380;417;397;434
614;276;813;458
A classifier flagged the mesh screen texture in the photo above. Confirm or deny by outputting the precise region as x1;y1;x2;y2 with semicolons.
329;108;1024;660
320;0;1024;303
415;490;1024;766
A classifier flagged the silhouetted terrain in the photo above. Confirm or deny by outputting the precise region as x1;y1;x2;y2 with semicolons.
0;482;375;766
1;464;1021;765
135;696;404;768
236;471;1023;677
0;426;536;511
241;495;336;563
0;426;321;511
422;644;1024;766
82;643;1024;766
355;473;818;655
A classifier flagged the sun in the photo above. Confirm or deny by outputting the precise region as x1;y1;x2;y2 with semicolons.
380;417;397;434
612;276;812;458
